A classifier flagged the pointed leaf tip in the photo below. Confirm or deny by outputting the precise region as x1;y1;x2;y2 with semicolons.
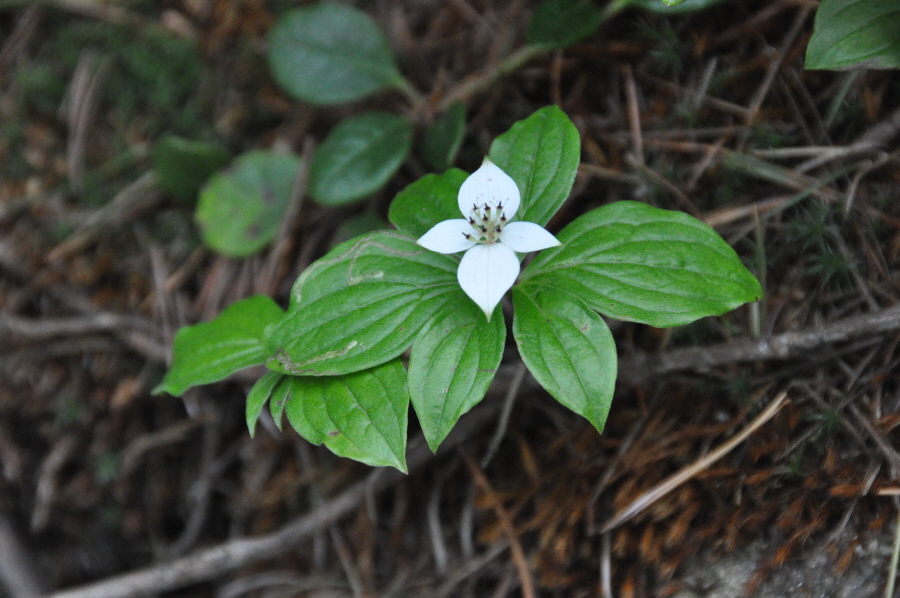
457;243;520;320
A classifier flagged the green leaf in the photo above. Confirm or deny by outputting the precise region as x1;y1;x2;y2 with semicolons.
266;231;459;376
527;0;604;49
196;150;301;257
806;0;900;70
420;102;466;172
512;286;616;432
154;296;285;397
268;374;293;431
388;168;468;237
488;105;580;227
246;371;284;436
267;2;404;105
521;201;762;327
626;0;728;13
153;135;230;204
409;298;505;452
284;360;409;471
310;111;414;206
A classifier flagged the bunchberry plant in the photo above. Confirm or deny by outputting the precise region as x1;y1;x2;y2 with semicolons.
154;106;762;472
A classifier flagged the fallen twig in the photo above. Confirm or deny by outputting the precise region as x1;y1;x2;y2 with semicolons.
47;172;163;262
887;503;900;598
617;303;900;387
1;314;148;340
45;400;502;598
0;514;44;598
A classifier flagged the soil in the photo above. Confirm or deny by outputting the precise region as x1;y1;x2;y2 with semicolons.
2;1;900;597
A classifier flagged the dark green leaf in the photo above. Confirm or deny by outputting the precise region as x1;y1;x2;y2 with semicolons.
521;201;762;327
806;0;900;70
388;168;468;237
267;3;404;105
527;0;604;49
284;360;409;471
153;135;230;204
310;111;414;206
196;150;300;257
409;298;505;452
266;231;459;376
489;105;580;227
513;286;616;431
154;296;285;397
420;102;466;172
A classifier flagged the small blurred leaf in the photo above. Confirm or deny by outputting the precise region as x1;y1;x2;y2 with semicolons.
627;0;727;12
420;102;466;172
310;111;413;206
527;0;604;49
267;2;404;105
154;296;285;397
388;168;467;237
806;0;900;70
196;150;300;257
153;135;230;203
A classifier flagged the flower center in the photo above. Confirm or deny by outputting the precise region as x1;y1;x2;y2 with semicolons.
463;201;507;245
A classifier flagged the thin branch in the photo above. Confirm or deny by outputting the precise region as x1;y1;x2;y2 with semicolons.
617;304;900;387
887;503;900;598
481;361;527;467
436;45;544;112
0;515;44;598
47;172;163;262
1;313;145;340
46;401;501;598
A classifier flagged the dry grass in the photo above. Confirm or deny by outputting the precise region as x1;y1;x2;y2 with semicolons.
2;1;900;597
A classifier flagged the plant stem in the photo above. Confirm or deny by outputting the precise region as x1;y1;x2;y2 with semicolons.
395;76;427;112
437;45;546;112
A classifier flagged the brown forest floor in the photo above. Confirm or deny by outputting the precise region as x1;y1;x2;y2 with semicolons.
2;1;900;597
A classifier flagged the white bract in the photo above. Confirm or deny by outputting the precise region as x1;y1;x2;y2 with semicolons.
417;158;561;320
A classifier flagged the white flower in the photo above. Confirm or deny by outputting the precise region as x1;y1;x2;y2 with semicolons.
417;158;561;320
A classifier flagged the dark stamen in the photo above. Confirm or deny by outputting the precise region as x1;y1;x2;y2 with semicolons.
479;225;487;233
